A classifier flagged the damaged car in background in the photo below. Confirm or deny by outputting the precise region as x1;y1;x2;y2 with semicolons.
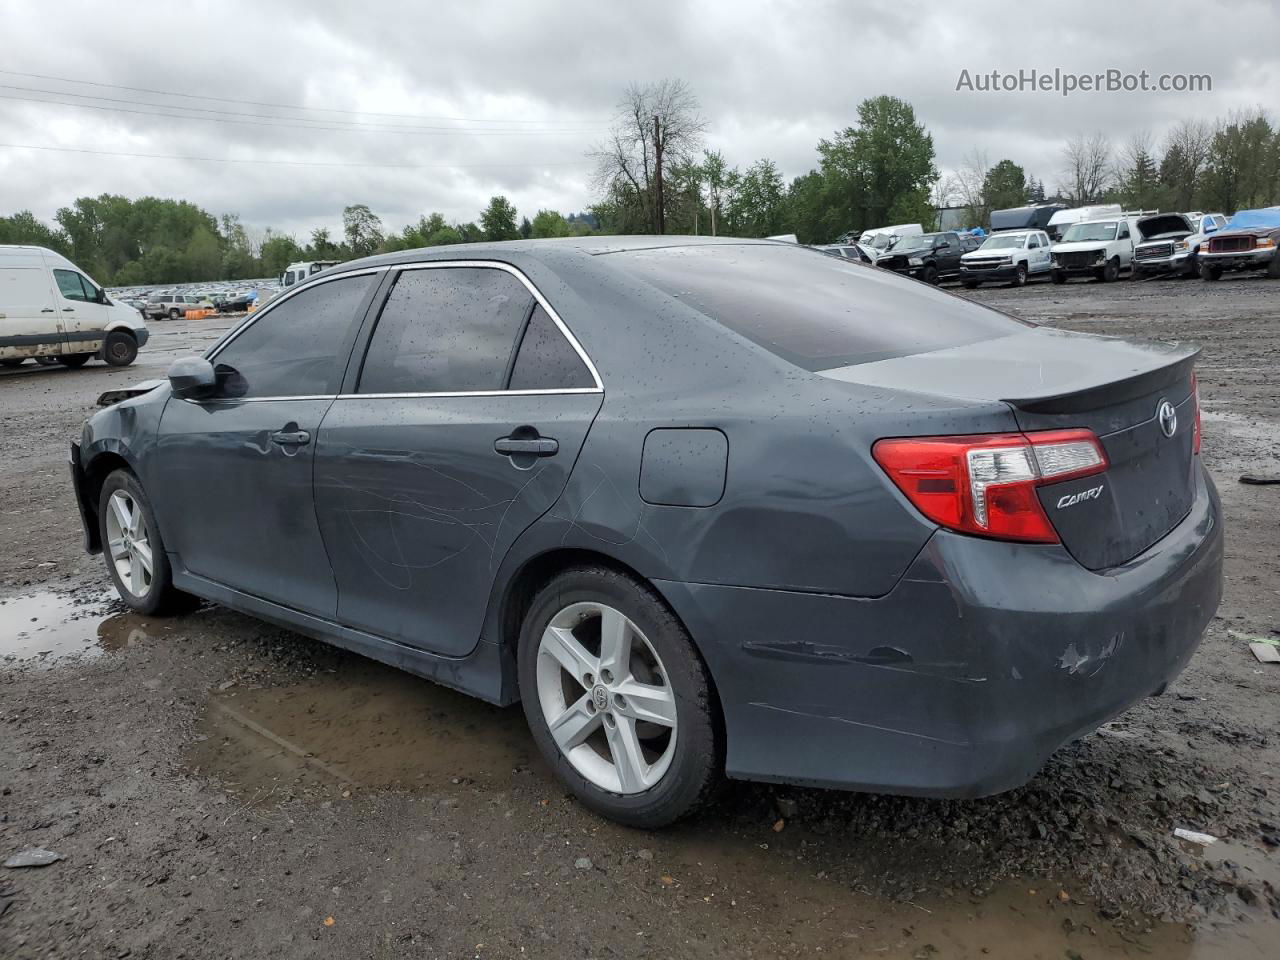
68;237;1223;828
1130;212;1226;280
1198;207;1280;281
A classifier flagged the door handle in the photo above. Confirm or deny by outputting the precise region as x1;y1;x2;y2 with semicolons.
494;436;558;457
41;307;55;313
269;429;311;446
63;307;75;312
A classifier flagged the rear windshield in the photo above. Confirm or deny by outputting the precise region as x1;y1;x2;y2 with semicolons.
608;243;1027;371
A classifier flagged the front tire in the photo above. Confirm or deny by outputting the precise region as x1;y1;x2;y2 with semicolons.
1267;256;1280;279
168;307;181;320
921;264;939;285
518;567;721;828
0;358;24;368
1097;258;1120;282
97;470;198;616
1010;264;1027;287
103;330;139;367
1201;263;1222;281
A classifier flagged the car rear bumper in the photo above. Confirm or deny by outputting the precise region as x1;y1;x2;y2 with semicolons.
655;463;1223;797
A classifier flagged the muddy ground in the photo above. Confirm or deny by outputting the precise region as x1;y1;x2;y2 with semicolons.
1;276;1278;959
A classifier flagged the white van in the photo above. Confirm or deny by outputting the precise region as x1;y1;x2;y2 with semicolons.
1045;204;1122;241
281;260;340;288
1;246;148;369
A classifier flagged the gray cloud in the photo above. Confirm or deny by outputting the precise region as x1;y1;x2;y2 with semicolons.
1;0;1274;237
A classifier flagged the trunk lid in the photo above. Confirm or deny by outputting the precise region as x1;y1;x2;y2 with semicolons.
823;330;1199;569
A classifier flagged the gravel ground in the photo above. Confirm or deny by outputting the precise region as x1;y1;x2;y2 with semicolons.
1;277;1278;959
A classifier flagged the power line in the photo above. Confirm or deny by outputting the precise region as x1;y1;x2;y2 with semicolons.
0;141;593;170
0;89;605;137
0;68;610;126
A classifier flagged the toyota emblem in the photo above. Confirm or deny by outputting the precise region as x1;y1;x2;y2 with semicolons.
1157;400;1177;438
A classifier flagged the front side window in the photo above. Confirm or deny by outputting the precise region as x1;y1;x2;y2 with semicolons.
508;305;594;390
358;268;532;394
211;274;373;399
53;269;94;302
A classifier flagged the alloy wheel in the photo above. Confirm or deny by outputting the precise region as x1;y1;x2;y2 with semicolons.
104;490;154;597
535;601;677;794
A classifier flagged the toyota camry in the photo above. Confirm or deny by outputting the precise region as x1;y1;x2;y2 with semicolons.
69;236;1223;827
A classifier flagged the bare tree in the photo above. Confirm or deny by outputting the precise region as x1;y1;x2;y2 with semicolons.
1059;132;1112;205
1161;119;1213;210
591;79;706;234
951;149;991;226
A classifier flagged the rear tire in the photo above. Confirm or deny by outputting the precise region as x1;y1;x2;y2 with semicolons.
103;330;139;367
97;470;199;617
168;307;181;320
518;566;721;828
57;354;91;368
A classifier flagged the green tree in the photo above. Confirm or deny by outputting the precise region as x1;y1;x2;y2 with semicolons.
1202;111;1276;212
983;159;1028;211
480;196;520;241
342;204;384;258
726;159;786;237
816;96;938;235
259;231;303;278
308;227;342;259
530;209;571;238
426;225;463;246
518;216;533;240
0;210;68;253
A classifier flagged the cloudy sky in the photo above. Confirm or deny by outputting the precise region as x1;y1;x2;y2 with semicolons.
1;1;1276;239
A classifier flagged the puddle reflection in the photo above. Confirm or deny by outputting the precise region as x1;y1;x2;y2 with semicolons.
0;589;171;667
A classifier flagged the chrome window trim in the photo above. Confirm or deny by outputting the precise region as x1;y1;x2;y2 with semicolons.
388;259;604;393
203;259;604;400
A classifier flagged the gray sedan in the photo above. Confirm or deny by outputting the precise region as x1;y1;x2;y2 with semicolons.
69;237;1222;827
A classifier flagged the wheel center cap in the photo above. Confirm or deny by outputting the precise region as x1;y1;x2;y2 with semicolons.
591;684;610;713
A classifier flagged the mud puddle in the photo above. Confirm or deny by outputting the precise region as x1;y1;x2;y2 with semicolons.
0;588;171;667
188;658;542;797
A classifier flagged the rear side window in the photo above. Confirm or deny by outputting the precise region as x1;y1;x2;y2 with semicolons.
358;267;533;394
212;274;372;398
509;305;594;390
609;244;1027;371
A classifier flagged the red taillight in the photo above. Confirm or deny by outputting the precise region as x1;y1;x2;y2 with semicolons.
872;429;1108;543
1191;371;1202;455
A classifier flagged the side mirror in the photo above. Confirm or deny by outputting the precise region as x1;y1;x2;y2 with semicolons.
1204;222;1218;234
168;356;217;400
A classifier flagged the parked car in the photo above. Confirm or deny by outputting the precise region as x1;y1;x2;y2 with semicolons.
960;229;1053;287
0;245;148;368
146;293;212;320
1131;213;1208;280
215;291;257;313
858;223;923;253
1046;204;1123;241
1050;217;1143;283
1198;208;1280;281
876;231;967;283
68;237;1222;827
989;204;1066;234
814;244;875;264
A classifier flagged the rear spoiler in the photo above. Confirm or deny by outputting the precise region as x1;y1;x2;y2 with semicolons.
97;380;165;407
1007;349;1198;414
